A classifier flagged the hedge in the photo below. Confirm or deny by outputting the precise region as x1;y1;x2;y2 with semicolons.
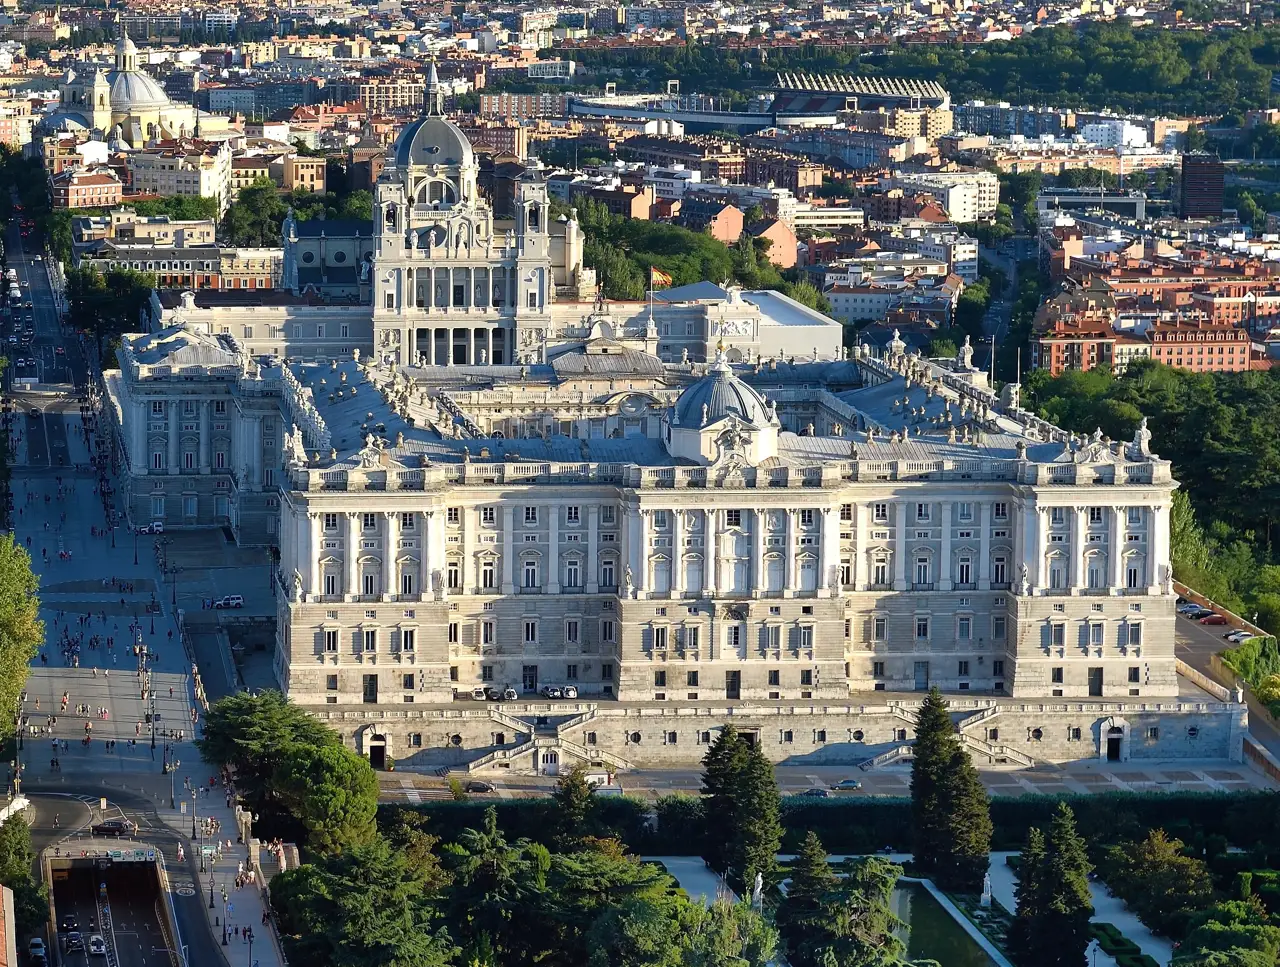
1091;922;1140;957
387;789;1280;857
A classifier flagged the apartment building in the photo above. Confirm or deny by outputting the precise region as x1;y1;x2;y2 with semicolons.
50;167;123;209
128;139;233;214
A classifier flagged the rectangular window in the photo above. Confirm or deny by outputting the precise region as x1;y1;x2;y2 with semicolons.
565;560;580;588
601;619;615;642
481;561;496;589
482;622;494;645
362;512;377;530
523;561;538;588
1127;507;1142;525
566;620;580;644
958;660;970;676
994;501;1008;520
324;513;339;530
481;506;496;525
524;506;538;524
1089;507;1103;524
326;674;338;690
873;503;888;522
363;629;377;652
400;512;414;530
873;661;885;677
1128;624;1142;647
402;673;415;690
800;669;813;686
1051;667;1064;684
1091;623;1104;646
958;616;971;640
725;510;742;527
1052;624;1065;647
448;622;459;644
324;630;338;652
958;502;974;522
915;617;929;639
1128;666;1140;683
1051;507;1065;525
916;502;931;522
687;670;699;687
654;670;667;688
566;506;580;524
402;629;415;652
873;559;888;586
873;616;887;640
523;621;537;644
800;509;815;527
992;660;1004;676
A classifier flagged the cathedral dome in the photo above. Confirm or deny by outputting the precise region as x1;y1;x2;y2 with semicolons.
674;351;774;428
106;33;171;113
392;116;474;169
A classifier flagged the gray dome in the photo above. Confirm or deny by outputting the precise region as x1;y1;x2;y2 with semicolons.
107;69;171;112
674;353;773;428
393;116;474;168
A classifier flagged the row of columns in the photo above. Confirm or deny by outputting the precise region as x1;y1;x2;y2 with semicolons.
1028;504;1164;593
412;327;509;367
147;399;218;476
312;510;443;601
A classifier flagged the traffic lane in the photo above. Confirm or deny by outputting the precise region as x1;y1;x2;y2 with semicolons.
24;409;48;466
45;409;70;469
1174;611;1239;669
51;862;101;967
104;863;174;967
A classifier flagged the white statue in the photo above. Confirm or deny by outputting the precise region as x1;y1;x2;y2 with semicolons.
980;872;992;908
1018;563;1030;596
751;872;763;911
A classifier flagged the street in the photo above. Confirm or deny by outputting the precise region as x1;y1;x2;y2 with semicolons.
4;215;275;967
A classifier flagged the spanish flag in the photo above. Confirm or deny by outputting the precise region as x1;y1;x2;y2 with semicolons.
650;267;673;289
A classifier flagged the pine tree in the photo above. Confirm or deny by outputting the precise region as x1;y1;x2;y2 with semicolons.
726;740;783;892
1009;806;1094;967
700;726;748;874
778;832;836;962
1008;827;1047;966
935;747;993;892
909;687;956;876
1041;803;1094;967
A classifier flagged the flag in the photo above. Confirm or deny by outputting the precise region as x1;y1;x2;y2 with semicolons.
650;267;673;289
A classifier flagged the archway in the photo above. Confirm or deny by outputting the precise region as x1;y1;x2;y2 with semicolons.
368;733;387;769
1099;716;1129;763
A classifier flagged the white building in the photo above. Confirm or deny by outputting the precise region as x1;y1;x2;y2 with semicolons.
128;139;233;214
891;169;1001;223
99;86;1246;777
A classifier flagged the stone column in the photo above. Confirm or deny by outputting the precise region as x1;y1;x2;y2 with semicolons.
1034;508;1048;591
547;504;560;594
501;506;515;593
384;511;399;600
704;509;718;597
752;509;766;595
309;512;323;599
820;507;838;596
1109;506;1124;593
199;400;211;474
1150;504;1168;594
893;501;907;591
637;509;650;594
132;401;147;474
852;504;867;592
167;401;180;474
586;505;599;593
462;506;475;592
422;510;433;598
979;501;992;589
673;509;686;595
1071;505;1087;593
939;501;953;591
784;510;797;596
345;512;360;600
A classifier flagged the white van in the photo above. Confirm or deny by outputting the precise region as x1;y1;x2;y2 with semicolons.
214;595;244;609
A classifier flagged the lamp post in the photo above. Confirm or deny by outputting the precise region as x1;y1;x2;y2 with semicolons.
133;527;137;566
191;787;198;843
221;889;229;945
110;524;115;549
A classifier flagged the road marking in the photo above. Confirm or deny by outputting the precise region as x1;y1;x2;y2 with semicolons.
398;779;421;804
175;887;195;897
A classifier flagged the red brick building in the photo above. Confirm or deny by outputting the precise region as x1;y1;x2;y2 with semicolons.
50;168;122;209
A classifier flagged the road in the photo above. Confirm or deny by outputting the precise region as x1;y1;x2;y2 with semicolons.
3;209;241;967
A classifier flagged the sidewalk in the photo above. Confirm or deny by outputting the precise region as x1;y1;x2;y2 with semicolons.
150;781;287;967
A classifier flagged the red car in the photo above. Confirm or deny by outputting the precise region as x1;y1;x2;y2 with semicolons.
1199;613;1228;625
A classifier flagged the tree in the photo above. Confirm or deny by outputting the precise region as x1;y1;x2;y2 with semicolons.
682;900;778;967
552;765;595;845
1177;898;1280;965
910;688;991;892
790;857;905;967
1105;829;1214;936
0;538;40;742
1011;806;1093;967
223;177;288;246
909;687;956;877
777;831;837;960
197;689;341;819
699;727;781;890
0;816;48;939
725;741;783;892
274;742;379;855
271;838;458;967
1008;827;1048;965
700;725;749;873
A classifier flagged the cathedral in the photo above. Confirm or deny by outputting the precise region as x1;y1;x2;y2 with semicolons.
43;35;228;148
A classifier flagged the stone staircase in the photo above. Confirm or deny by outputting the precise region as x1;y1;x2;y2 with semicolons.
857;744;916;771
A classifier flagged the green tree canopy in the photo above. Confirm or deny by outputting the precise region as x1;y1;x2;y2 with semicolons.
274;742;379;855
0;537;40;744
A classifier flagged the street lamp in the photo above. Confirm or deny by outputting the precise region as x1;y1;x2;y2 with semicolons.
133;527;138;566
221;889;229;945
191;787;198;841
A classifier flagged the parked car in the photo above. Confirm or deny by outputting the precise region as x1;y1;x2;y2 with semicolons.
792;788;831;798
28;940;44;959
88;935;106;957
484;686;518;701
213;595;244;609
54;347;64;356
540;685;563;699
136;522;164;535
1176;601;1205;614
464;781;495;794
1181;606;1213;619
831;778;864;791
1225;630;1256;642
1199;613;1228;625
